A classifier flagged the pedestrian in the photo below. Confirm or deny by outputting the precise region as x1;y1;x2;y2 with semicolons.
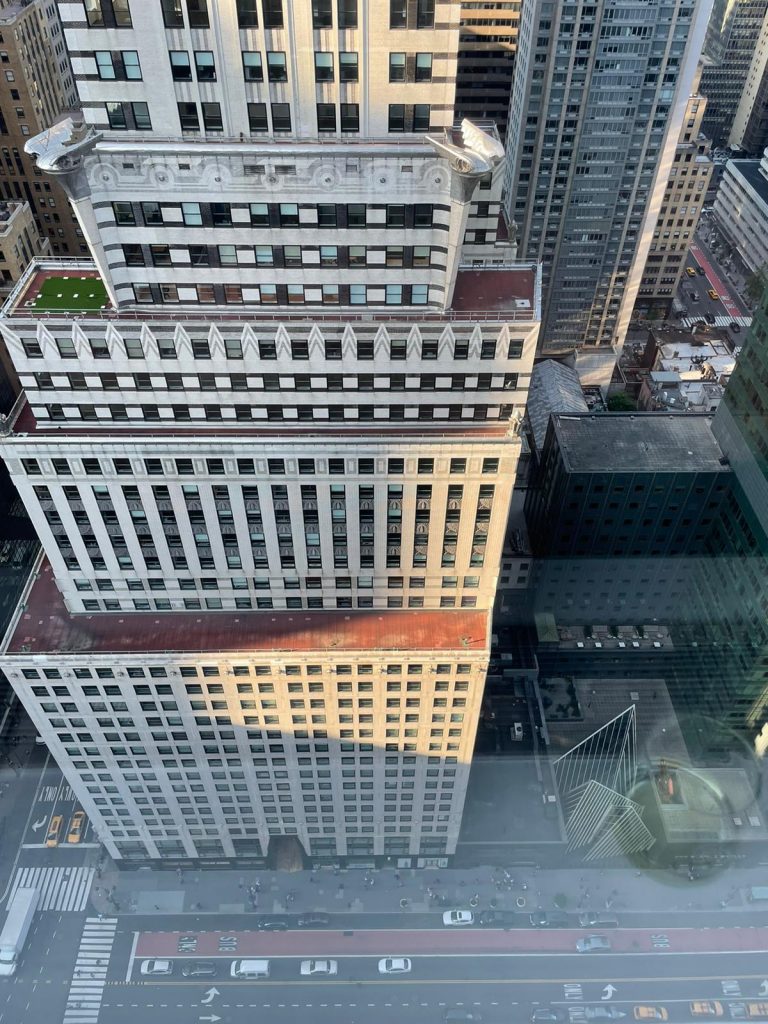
394;872;400;883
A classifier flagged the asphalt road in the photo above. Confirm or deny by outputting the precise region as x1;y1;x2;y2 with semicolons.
679;243;749;346
97;950;768;1024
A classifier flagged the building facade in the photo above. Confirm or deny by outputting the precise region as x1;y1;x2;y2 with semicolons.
713;151;768;274
502;0;711;377
729;8;768;154
636;66;713;315
701;0;768;149
0;0;541;865
0;199;48;292
455;0;519;138
0;0;83;257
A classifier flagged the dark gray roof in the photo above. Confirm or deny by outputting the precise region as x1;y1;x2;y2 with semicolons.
528;359;588;452
552;413;730;473
730;159;768;204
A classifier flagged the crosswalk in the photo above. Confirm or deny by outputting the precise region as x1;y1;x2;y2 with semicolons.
681;314;752;329
6;865;95;912
63;917;117;1024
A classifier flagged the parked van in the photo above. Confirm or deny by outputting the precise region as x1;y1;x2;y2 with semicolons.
230;959;270;979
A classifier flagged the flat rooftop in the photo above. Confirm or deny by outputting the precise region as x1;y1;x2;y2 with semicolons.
730;159;768;205
551;413;730;474
7;562;489;657
3;261;539;322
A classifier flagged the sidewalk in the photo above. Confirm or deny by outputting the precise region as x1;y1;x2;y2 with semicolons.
86;855;768;920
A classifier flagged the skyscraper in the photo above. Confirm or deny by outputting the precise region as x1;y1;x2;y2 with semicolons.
0;0;540;865
503;0;711;380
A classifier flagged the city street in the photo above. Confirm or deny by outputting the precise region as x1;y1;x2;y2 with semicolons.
94;948;768;1024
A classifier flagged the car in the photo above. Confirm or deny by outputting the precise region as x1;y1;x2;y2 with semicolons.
686;267;697;277
298;913;330;928
300;959;338;976
46;814;62;848
705;312;716;323
67;810;86;844
256;916;290;931
576;934;611;953
729;1005;768;1020
530;910;569;927
690;1003;724;1017
689;291;699;301
697;266;706;275
730;322;742;333
443;909;475;926
181;961;216;977
140;959;173;975
633;1008;668;1021
445;1012;484;1024
477;910;517;928
532;1008;565;1023
708;289;720;300
230;959;270;979
578;912;619;928
378;957;412;974
576;1009;627;1021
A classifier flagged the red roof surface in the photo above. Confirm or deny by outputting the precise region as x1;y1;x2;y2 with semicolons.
8;563;490;656
452;267;536;314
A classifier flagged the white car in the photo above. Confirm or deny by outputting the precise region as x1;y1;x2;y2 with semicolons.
300;959;338;976
378;957;412;975
443;909;475;927
140;959;173;975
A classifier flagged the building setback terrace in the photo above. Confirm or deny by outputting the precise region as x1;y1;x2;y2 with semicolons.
1;260;540;323
7;562;489;657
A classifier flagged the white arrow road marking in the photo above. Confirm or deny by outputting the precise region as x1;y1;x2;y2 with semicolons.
602;985;617;1000
200;988;220;1005
31;817;46;832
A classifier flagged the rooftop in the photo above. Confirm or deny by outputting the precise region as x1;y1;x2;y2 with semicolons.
730;158;768;206
551;412;730;474
7;562;489;657
2;260;540;323
527;359;588;453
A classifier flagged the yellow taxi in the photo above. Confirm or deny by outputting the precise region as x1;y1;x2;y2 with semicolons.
634;1008;668;1021
690;1003;724;1017
686;267;697;277
46;814;63;847
67;810;86;844
708;288;719;300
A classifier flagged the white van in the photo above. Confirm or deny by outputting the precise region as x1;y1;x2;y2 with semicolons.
230;959;270;978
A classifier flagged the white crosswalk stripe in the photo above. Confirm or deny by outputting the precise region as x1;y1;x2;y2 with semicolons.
681;314;752;329
5;865;95;911
63;917;117;1024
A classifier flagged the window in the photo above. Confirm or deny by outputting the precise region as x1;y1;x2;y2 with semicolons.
236;0;259;27
339;51;358;82
389;53;405;82
248;103;268;132
202;102;223;132
412;284;428;305
113;201;135;225
86;0;132;27
242;52;263;81
413;104;430;131
170;51;192;81
416;0;434;27
178;102;199;131
313;0;332;28
211;203;232;226
182;202;202;225
186;0;209;28
271;103;291;132
279;204;299;226
347;204;366;227
387;205;405;228
267;52;287;82
388;104;405;132
262;0;283;28
415;53;433;81
250;203;269;226
315;52;334;81
161;0;183;27
390;0;407;28
141;202;162;225
414;204;433;227
338;0;357;27
317;103;336;132
195;51;216;81
340;104;359;132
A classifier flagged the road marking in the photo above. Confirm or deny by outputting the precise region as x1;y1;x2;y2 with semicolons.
0;751;51;904
6;866;95;912
125;933;139;983
63;917;117;1024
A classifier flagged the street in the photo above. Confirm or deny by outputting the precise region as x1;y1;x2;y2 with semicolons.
678;240;751;344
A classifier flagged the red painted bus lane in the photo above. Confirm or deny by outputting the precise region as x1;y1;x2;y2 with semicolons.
689;241;744;318
135;926;768;960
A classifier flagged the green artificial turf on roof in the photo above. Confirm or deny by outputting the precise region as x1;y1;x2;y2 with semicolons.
31;275;109;312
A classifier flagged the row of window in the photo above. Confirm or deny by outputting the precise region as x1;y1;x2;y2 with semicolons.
128;282;434;307
120;242;440;270
39;401;513;422
112;200;440;229
27;663;472;681
20;330;522;362
75;595;481;611
32;371;517;393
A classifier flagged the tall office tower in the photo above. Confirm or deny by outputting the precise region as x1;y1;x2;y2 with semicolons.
636;65;713;316
503;0;711;381
0;0;84;258
701;0;768;149
730;11;768;154
0;0;540;865
455;0;519;138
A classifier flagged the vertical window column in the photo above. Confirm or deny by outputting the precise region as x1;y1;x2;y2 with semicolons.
272;484;296;569
301;485;322;569
152;484;189;571
412;484;431;568
358;485;375;569
386;485;402;568
330;484;348;569
471;485;494;568
442;485;462;568
241;485;269;570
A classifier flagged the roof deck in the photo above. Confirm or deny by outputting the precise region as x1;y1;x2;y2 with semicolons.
2;260;540;323
7;562;489;657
